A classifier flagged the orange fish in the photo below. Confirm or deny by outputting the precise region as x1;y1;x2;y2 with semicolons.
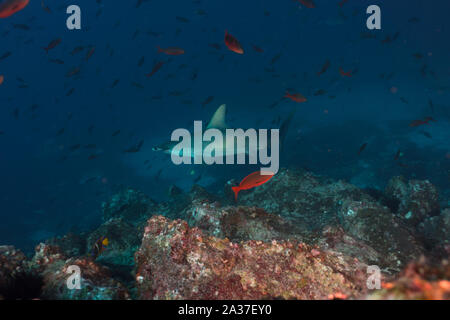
44;38;61;54
339;67;352;77
297;0;315;8
232;171;275;201
284;91;307;103
157;46;185;55
224;30;244;54
0;0;29;18
91;236;109;260
0;74;4;85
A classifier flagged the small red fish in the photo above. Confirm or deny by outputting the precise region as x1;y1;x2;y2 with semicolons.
86;46;95;61
409;120;428;127
224;30;244;54
284;91;307;103
232;171;275;201
409;117;435;127
157;46;185;55
44;38;61;54
146;61;164;77
0;74;4;85
297;0;315;8
0;0;29;18
339;67;352;77
66;66;80;77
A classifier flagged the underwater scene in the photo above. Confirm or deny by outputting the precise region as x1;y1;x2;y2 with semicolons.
0;0;449;301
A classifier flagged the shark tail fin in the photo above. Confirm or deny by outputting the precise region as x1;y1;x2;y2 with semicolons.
207;104;227;130
231;186;240;202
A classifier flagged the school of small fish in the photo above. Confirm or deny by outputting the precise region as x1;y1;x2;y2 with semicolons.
0;0;446;199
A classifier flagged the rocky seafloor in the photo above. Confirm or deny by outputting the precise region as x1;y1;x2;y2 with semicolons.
1;168;449;300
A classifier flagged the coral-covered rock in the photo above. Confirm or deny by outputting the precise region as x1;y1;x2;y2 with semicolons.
385;176;440;226
102;188;157;225
32;243;67;272
418;208;450;257
0;246;42;300
135;216;370;300
159;184;218;220
186;201;308;242
231;169;373;231
87;218;140;267
219;206;307;243
185;199;224;237
189;184;218;202
39;257;130;300
338;200;423;272
0;246;29;279
317;226;385;268
29;243;129;300
367;258;450;300
0;246;30;296
223;169;424;272
157;187;192;220
45;232;87;258
3;166;448;301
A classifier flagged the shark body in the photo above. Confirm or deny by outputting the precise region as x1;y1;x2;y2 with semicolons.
152;104;294;159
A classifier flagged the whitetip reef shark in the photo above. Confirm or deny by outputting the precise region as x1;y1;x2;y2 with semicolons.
152;104;293;174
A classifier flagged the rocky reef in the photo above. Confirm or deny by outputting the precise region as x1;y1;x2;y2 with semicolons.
135;215;369;299
1;168;448;300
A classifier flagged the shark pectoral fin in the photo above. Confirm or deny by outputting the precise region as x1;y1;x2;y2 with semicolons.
206;104;228;130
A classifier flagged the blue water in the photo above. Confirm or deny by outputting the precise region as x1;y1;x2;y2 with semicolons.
0;0;449;253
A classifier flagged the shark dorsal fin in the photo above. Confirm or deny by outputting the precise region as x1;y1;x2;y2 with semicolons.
207;104;227;130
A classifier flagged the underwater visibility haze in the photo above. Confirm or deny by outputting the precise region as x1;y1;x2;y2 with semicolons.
0;0;449;300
